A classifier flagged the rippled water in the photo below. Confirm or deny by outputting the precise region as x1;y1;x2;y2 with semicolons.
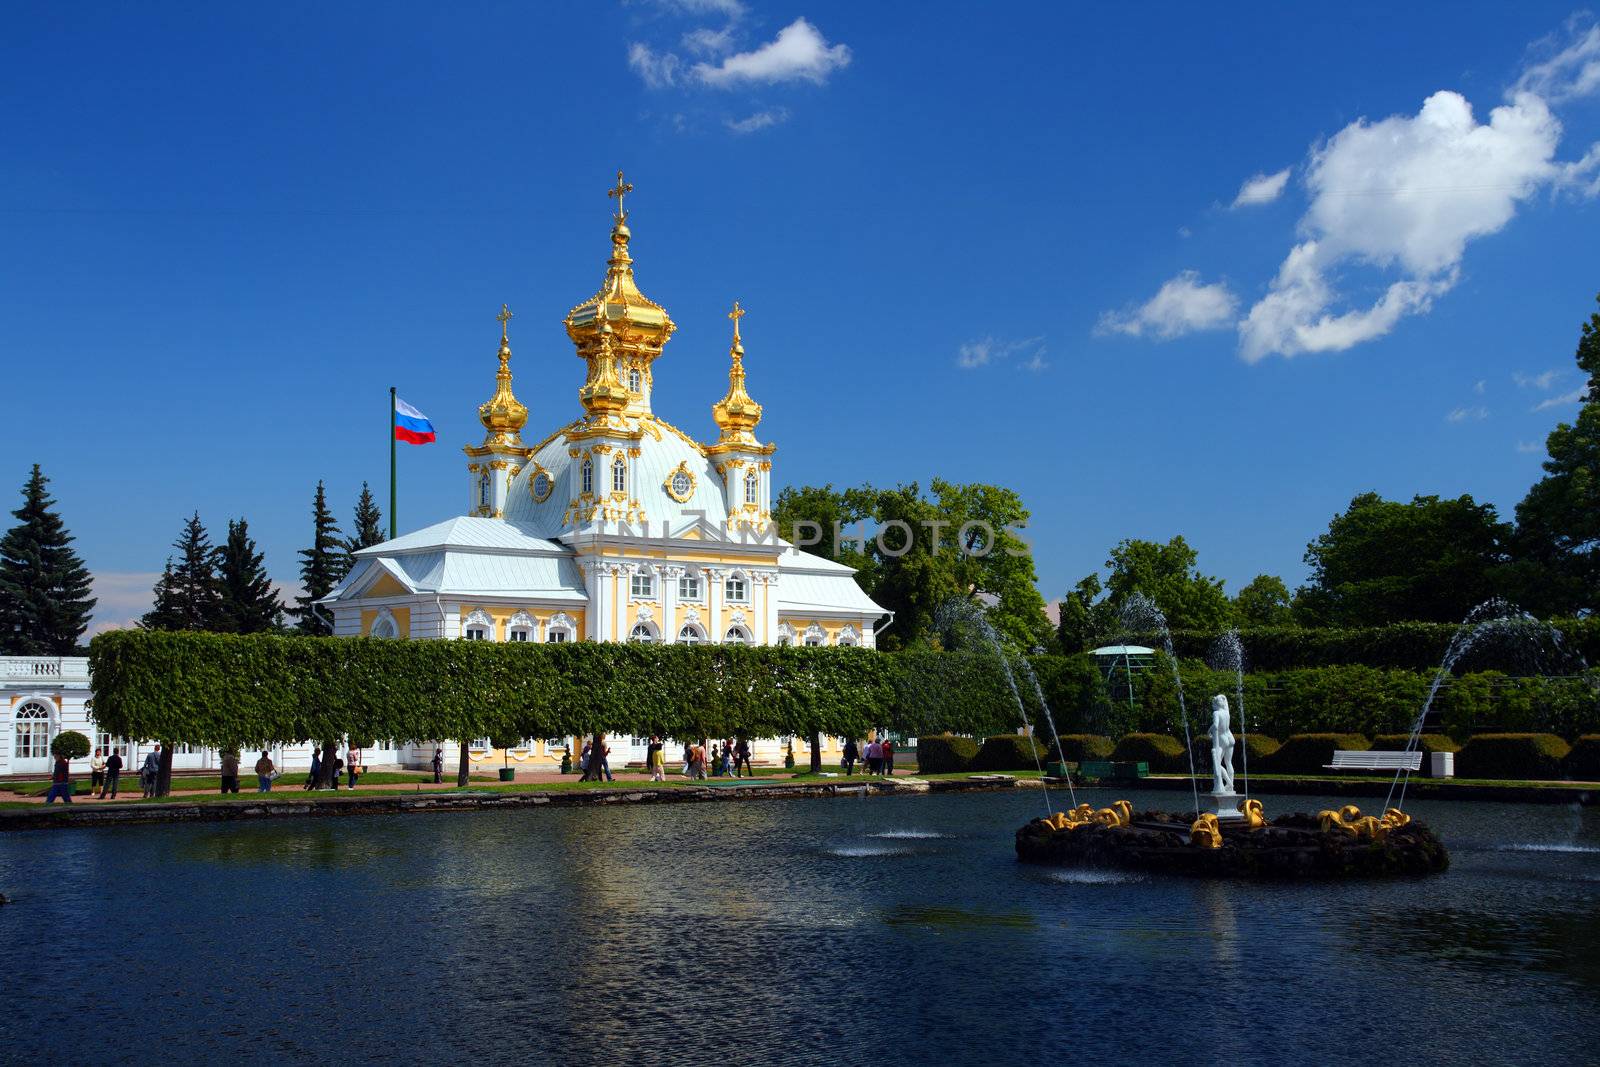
2;789;1597;1064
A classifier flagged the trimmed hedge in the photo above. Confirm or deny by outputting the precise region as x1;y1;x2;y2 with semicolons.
1051;734;1113;762
970;734;1048;771
1565;736;1600;782
915;734;980;774
1371;733;1459;753
1455;733;1571;780
1263;733;1371;775
1110;733;1188;773
51;730;90;760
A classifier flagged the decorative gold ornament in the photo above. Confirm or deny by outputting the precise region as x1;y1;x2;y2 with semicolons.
1091;799;1133;828
528;463;555;503
663;460;697;502
475;303;530;445
1380;808;1411;829
578;321;632;425
708;299;768;452
1190;813;1223;849
1239;798;1268;829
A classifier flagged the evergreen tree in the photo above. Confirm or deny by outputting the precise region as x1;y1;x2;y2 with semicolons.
0;464;97;654
291;481;343;635
217;518;283;633
344;481;385;568
141;513;222;631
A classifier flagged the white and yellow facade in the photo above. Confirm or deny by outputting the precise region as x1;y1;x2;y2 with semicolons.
319;174;888;770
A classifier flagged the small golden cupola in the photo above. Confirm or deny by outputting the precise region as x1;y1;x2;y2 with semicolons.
710;300;763;448
565;170;676;420
464;304;534;519
707;300;776;533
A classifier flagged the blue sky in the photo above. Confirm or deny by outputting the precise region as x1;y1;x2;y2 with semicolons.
4;2;1599;631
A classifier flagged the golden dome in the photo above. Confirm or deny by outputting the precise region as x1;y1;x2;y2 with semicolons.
564;171;676;390
578;320;631;423
710;300;764;448
477;304;529;443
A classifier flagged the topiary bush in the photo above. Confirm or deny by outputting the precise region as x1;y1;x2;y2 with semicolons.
1371;733;1460;753
1455;733;1572;780
1263;733;1371;775
50;730;90;761
1051;734;1113;762
915;734;980;774
1239;733;1280;765
1564;736;1600;782
1109;733;1187;772
970;734;1048;771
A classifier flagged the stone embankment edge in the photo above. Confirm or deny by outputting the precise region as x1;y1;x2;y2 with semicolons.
0;777;1029;833
1126;775;1597;806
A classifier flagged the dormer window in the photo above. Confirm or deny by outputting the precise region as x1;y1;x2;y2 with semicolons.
744;470;759;505
581;456;593;495
612;456;627;494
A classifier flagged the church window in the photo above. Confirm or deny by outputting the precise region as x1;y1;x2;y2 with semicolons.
631;572;655;598
671;469;693;499
531;471;553;502
479;474;491;509
678;625;703;644
723;626;750;645
628;367;642;392
370;614;399;639
744;470;759;505
678;574;701;600
725;575;748;603
612;457;627;494
581;457;593;495
14;703;49;759
629;623;656;643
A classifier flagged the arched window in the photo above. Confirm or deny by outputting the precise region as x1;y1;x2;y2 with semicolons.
629;622;656;643
14;702;49;759
628;367;642;392
546;613;575;643
479;474;491;510
369;612;399;639
581;456;593;495
678;624;704;644
462;608;494;641
744;470;759;505
507;611;535;643
612;456;627;494
724;626;750;645
804;623;826;647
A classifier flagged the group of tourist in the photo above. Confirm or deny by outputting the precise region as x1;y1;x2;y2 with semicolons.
300;746;364;791
673;737;753;779
841;737;896;776
578;737;614;782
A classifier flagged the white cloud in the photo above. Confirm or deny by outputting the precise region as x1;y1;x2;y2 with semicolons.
642;0;745;15
628;42;681;88
1533;386;1586;410
1446;405;1489;422
692;17;850;87
1514;368;1562;390
1096;270;1239;340
1515;16;1600;102
683;25;736;55
957;335;1045;370
1473;379;1487;394
1516;440;1543;453
1231;168;1291;207
86;571;160;636
725;108;788;134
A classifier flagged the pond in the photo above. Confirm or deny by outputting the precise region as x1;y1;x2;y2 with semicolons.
1;788;1597;1064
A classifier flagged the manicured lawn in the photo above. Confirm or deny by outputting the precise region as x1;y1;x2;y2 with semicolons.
0;771;495;797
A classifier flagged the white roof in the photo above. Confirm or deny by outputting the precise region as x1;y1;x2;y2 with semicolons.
1090;644;1156;656
356;516;567;556
777;548;884;616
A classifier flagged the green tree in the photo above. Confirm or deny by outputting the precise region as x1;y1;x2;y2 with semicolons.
0;465;96;654
141;513;222;631
1297;493;1512;626
1056;574;1117;652
1234;574;1295;627
1104;536;1235;632
1512;292;1600;617
290;481;344;636
217;518;283;633
772;483;874;574
344;481;385;565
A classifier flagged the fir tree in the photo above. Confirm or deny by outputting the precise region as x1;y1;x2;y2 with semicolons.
217;518;283;633
292;481;343;635
0;464;97;654
141;513;222;631
344;481;385;568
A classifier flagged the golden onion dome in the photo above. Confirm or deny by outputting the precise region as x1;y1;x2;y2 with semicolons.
578;320;631;419
711;300;763;446
478;304;529;441
564;171;676;367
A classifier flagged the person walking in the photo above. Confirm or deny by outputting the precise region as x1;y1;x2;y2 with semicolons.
719;741;733;778
682;740;694;777
100;749;123;799
842;738;858;776
140;745;162;798
431;746;443;784
689;742;707;780
43;752;73;804
864;738;881;776
734;737;752;778
347;745;362;789
305;748;322;790
254;751;275;792
597;737;613;782
90;748;106;793
648;736;665;782
882;739;895;777
219;750;240;794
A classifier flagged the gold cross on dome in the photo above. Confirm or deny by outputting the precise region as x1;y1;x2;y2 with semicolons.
728;299;745;341
607;170;633;218
497;303;513;343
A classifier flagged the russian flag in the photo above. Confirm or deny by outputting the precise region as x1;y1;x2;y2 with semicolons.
394;398;436;445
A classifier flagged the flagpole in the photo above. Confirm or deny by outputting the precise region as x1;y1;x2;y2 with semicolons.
389;386;397;540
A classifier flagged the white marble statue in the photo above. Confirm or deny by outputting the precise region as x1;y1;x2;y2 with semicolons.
1210;693;1235;795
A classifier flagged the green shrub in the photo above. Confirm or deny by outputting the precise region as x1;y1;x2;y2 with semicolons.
1456;733;1572;780
1164;618;1600;672
1051;734;1113;761
1371;733;1459;753
1264;733;1371;775
915;734;980;774
1564;736;1600;782
50;730;91;761
1110;733;1187;772
1238;733;1280;766
969;734;1047;771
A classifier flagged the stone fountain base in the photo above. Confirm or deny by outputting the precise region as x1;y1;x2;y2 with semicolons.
1015;809;1449;880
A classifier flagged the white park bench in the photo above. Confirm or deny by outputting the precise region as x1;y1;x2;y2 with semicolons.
1325;750;1423;772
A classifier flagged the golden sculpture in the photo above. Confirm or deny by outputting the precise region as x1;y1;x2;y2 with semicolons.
1238;798;1268;829
1316;804;1395;840
1190;813;1223;849
1044;803;1100;831
1380;808;1411;829
1091;800;1133;828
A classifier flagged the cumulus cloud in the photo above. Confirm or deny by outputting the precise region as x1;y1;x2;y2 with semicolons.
683;24;736;55
1533;386;1586;410
957;336;1046;370
628;42;682;88
1446;405;1489;422
692;17;850;87
1231;168;1291;207
725;108;788;134
1096;271;1239;340
1514;16;1600;102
